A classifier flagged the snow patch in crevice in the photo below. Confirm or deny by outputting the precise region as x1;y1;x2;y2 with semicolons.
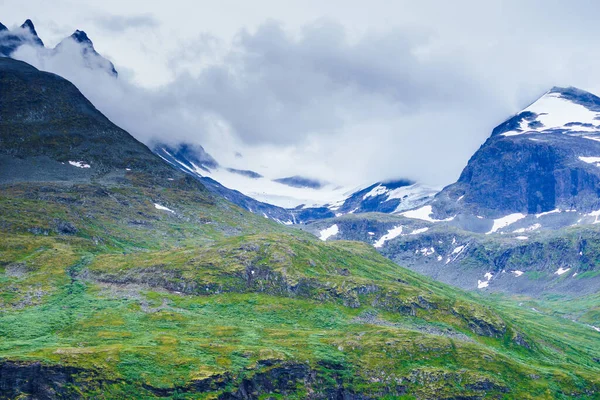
512;270;524;277
446;244;466;264
154;203;175;213
554;267;571;275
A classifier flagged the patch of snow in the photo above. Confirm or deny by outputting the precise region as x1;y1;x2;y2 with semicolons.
487;213;526;234
512;270;524;277
446;244;467;264
319;224;339;241
68;161;91;169
457;195;464;202
451;245;465;255
154;203;175;213
125;168;131;171
373;226;403;248
367;232;375;236
587;209;600;224
513;223;541;233
573;272;578;277
401;205;454;223
410;227;429;235
554;267;571;275
578;156;600;167
417;247;435;256
478;272;494;289
437;255;443;261
362;185;388;200
515;236;529;240
502;91;600;137
592;326;600;332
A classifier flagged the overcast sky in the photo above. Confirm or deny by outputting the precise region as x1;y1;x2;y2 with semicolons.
4;0;600;189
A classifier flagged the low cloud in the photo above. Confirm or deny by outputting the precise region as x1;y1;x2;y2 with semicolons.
91;13;159;33
12;5;600;188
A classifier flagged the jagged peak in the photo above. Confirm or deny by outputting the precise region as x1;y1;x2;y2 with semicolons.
18;19;44;46
0;22;8;32
70;30;93;45
20;19;37;35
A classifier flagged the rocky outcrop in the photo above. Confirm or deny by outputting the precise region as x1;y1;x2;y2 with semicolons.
0;361;92;399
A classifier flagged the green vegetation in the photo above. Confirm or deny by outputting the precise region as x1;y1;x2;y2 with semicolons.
0;171;597;398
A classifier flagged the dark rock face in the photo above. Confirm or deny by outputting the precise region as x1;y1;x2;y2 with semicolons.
434;134;600;217
153;142;219;172
432;87;600;218
0;57;182;185
0;361;89;399
0;360;403;399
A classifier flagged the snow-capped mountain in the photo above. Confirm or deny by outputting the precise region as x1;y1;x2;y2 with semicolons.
329;180;437;215
301;87;600;297
0;20;117;77
152;142;437;224
423;86;600;233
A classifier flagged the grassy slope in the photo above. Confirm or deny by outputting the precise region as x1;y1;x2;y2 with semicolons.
0;182;599;399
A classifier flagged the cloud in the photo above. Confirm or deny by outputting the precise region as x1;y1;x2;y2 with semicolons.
11;2;600;190
91;13;159;33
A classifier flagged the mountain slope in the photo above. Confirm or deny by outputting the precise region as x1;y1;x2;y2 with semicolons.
154;142;437;224
301;87;600;300
433;87;600;224
1;58;599;398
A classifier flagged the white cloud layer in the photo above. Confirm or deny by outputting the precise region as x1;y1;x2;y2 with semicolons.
6;1;600;189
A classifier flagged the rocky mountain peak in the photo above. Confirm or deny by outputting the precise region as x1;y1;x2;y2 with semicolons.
19;19;43;46
70;29;92;45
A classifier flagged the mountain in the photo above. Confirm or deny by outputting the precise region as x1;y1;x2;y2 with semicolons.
153;141;437;224
0;19;44;56
330;180;437;215
432;87;600;229
2;57;599;398
0;19;117;77
301;87;600;300
55;29;118;77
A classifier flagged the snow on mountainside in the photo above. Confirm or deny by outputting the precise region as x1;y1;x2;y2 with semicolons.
427;86;600;233
495;87;600;138
152;142;437;224
301;86;600;298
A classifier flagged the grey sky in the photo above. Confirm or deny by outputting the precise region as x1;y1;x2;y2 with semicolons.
4;0;600;188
